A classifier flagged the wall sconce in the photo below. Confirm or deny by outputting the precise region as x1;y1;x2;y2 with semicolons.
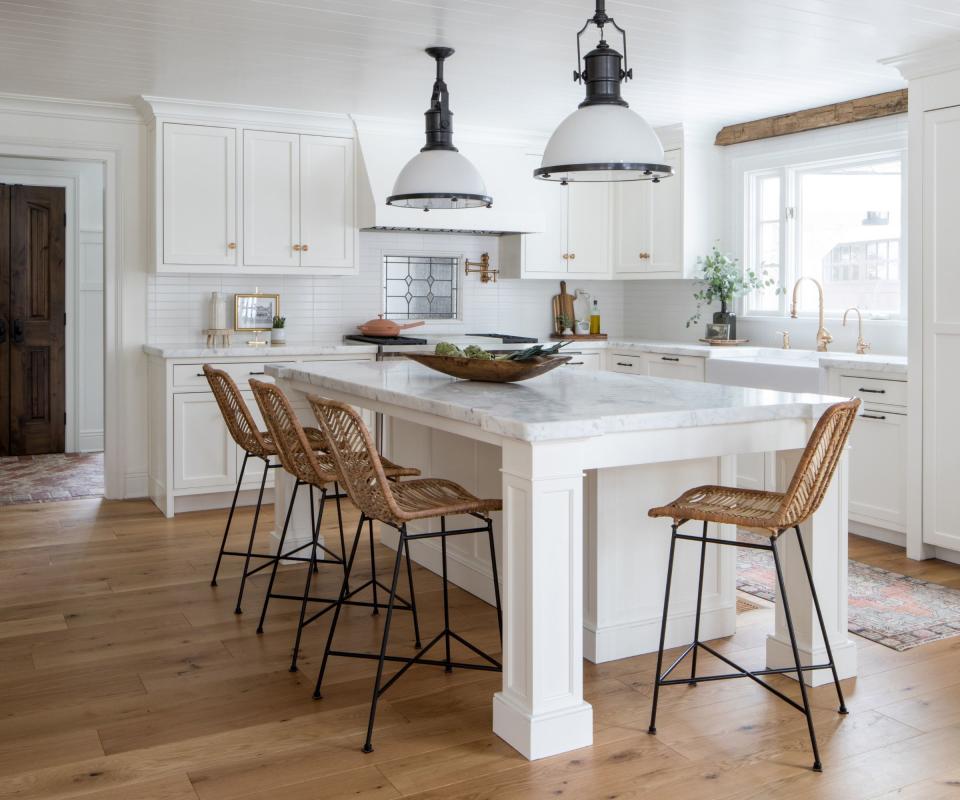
464;252;499;283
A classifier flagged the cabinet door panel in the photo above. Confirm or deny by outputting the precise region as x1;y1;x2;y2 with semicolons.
648;149;682;274
612;180;652;275
243;130;300;268
523;154;567;274
163;123;237;265
566;182;610;273
850;410;907;531
173;394;237;490
300;135;355;269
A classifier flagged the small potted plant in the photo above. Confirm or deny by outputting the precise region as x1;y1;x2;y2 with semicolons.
686;243;782;339
271;315;287;346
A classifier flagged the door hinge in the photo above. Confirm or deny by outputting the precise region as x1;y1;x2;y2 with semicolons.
64;412;67;424
785;206;796;220
64;312;67;326
63;212;67;227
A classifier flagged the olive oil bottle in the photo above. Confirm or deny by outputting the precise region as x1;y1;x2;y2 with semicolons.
589;299;601;335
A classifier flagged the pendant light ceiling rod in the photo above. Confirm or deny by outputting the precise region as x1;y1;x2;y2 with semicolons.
386;46;492;211
535;0;673;184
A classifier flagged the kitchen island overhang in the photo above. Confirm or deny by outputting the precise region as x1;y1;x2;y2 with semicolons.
266;360;854;761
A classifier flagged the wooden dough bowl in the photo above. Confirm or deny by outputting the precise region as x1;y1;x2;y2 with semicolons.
403;353;571;383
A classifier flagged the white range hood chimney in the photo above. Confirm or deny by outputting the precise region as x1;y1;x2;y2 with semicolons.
353;117;546;234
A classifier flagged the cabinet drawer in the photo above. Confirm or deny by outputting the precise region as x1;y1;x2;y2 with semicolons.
642;352;705;382
172;361;291;389
609;353;642;373
560;351;602;370
839;375;907;408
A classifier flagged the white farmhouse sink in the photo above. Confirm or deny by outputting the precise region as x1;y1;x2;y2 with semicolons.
704;348;823;393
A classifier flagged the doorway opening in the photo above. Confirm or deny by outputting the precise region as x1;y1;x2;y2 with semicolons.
0;159;105;506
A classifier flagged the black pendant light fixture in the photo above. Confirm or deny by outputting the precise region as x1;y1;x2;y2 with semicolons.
535;0;673;184
387;47;493;211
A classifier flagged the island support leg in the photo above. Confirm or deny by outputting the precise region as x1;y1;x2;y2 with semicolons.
767;446;857;686
493;439;593;760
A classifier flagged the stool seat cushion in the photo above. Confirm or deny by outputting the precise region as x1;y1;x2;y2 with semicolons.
649;485;787;534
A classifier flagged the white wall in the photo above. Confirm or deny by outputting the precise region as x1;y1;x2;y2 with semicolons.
147;230;627;344
0;94;147;498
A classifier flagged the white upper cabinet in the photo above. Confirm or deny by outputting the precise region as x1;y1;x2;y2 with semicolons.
501;126;719;281
300;134;355;270
243;130;300;268
566;181;610;274
162;123;237;266
147;99;358;275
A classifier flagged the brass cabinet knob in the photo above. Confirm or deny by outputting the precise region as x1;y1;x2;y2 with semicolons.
569;253;576;259
227;242;237;250
562;253;569;260
301;244;309;252
639;251;650;259
293;244;302;251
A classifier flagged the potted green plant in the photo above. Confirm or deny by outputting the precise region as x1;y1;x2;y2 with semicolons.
271;315;287;346
686;243;782;339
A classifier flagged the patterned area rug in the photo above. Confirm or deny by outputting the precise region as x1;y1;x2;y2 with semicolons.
737;531;960;651
0;453;104;506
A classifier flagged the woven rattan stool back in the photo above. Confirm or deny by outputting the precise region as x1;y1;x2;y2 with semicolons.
203;365;270;457
306;394;404;525
778;398;861;528
249;379;329;487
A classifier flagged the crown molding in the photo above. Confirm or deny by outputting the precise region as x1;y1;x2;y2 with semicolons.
137;95;354;135
881;41;960;80
0;92;141;124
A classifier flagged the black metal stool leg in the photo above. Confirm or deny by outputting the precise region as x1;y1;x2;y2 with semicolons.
794;525;848;715
369;518;380;615
362;524;407;753
211;451;248;586
290;487;326;672
403;537;422;648
689;520;708;683
256;480;300;634
334;482;349;592
441;517;452;673
314;515;365;700
649;523;679;735
487;519;503;644
772;534;823;772
234;456;269;613
309;486;319;574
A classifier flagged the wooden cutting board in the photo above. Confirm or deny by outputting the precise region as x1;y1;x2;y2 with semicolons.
552;280;576;333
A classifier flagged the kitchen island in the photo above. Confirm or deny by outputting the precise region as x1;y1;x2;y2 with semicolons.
267;359;855;761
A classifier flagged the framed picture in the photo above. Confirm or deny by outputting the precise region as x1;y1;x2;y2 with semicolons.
234;293;279;332
705;322;730;340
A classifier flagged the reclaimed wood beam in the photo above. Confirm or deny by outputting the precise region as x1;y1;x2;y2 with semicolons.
714;89;908;146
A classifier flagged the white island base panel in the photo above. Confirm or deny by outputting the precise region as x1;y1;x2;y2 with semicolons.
268;361;856;761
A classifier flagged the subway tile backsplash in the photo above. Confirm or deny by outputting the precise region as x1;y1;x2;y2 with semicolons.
147;230;626;344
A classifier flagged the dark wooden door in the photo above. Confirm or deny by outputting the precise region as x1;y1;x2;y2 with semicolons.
0;185;9;456
3;185;66;455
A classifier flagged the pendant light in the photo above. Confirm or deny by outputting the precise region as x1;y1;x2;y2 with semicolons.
387;47;492;211
535;0;672;184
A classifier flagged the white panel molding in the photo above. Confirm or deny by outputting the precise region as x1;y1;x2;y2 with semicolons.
881;43;960;81
0;92;141;124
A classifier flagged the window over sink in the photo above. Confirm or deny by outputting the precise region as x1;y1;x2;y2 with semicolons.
743;147;905;320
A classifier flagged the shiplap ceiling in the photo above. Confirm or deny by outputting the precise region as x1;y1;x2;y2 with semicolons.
0;0;954;131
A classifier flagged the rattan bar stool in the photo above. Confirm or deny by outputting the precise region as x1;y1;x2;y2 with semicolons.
307;394;503;753
646;398;860;773
249;379;421;673
204;365;330;614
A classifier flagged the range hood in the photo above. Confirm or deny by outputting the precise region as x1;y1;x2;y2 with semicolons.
354;118;546;234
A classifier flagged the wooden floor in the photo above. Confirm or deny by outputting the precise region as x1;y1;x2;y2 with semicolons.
3;498;960;799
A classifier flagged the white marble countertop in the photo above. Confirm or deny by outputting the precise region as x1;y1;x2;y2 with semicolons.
142;342;378;358
268;360;843;442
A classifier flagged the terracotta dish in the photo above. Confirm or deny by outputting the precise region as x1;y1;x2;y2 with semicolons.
403;353;571;383
357;316;426;337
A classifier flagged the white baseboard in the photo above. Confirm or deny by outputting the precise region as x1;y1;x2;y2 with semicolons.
849;520;906;547
173;488;275;514
124;471;148;499
78;430;104;452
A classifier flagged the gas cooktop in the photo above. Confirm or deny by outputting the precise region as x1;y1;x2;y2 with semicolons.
344;334;428;346
465;333;539;344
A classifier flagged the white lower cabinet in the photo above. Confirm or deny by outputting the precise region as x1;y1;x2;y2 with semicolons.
849;408;908;532
642;352;705;381
561;351;602;370
173;394;237;490
150;352;376;516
